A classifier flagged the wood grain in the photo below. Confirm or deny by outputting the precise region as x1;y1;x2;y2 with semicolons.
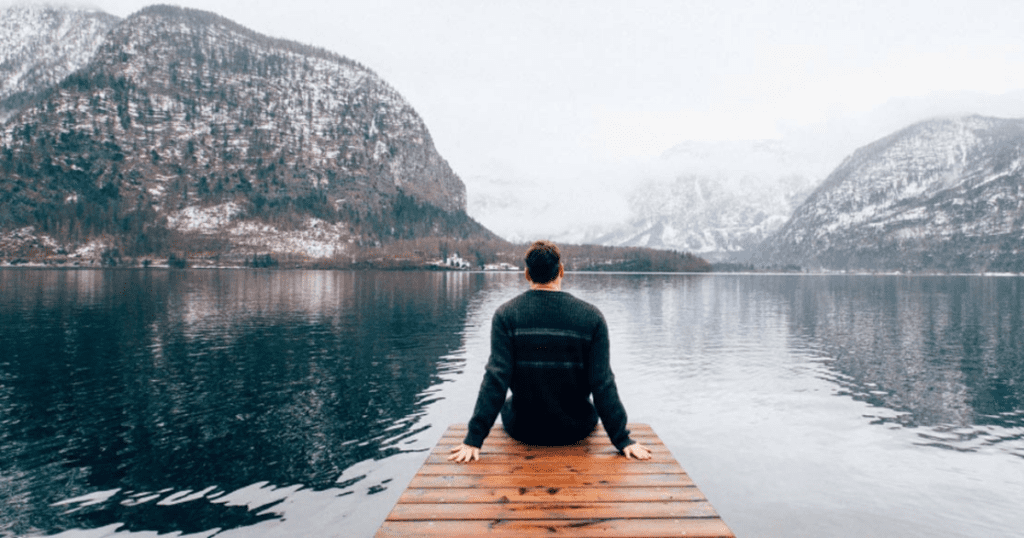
375;423;735;538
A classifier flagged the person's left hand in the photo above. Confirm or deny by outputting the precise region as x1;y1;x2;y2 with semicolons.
448;443;481;463
622;442;652;460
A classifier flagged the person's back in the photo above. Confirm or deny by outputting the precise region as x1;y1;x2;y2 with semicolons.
449;240;651;463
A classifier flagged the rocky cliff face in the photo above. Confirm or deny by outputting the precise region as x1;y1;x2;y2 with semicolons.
0;6;120;122
758;116;1024;272
0;5;480;260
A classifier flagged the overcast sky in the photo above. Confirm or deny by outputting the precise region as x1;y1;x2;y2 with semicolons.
8;1;1024;234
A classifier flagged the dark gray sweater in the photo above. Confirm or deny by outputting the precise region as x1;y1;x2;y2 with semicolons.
463;290;635;451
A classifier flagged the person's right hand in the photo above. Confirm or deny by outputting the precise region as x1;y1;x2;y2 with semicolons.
448;443;481;463
623;442;652;460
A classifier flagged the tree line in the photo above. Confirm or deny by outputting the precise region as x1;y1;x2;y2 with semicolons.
305;237;712;273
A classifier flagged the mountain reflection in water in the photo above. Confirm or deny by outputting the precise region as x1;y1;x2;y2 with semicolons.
781;275;1024;456
0;269;485;536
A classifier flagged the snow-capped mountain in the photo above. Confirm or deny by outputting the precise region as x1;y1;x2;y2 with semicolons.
758;115;1024;272
0;5;486;260
591;172;814;258
0;6;119;122
571;140;820;259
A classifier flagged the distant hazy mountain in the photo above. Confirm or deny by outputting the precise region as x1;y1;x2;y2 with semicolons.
591;172;814;259
758;115;1024;272
0;5;489;260
0;6;119;121
569;140;820;260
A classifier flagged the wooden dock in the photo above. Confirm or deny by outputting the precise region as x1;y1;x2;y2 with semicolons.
375;423;735;537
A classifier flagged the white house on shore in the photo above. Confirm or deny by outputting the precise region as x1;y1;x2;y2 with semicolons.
444;252;471;269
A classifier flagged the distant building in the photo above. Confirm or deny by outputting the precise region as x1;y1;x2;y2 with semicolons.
444;252;471;269
484;262;519;271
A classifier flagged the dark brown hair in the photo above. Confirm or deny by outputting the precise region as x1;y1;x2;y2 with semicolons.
524;240;561;284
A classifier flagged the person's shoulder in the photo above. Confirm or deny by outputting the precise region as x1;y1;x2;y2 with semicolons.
559;291;595;307
494;290;604;320
558;292;605;320
494;290;533;316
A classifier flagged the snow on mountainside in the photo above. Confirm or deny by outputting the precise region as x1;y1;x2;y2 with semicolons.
592;172;813;258
0;6;119;122
573;140;820;260
759;115;1024;272
0;5;487;262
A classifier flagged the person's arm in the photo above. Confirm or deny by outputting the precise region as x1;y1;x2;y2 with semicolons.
459;311;514;455
587;314;638;454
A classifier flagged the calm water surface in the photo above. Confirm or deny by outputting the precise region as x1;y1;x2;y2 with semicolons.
0;269;1021;537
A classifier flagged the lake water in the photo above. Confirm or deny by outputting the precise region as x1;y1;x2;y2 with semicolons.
1;269;1022;537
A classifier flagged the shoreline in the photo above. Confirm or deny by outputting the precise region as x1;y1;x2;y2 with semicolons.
1;262;1020;277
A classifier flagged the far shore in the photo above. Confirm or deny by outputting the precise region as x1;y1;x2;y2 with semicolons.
2;258;1020;277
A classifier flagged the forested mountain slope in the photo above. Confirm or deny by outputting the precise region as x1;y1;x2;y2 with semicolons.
0;5;489;263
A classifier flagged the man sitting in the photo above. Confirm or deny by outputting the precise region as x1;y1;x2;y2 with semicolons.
449;240;651;462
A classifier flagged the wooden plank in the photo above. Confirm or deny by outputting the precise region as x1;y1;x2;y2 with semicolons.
376;423;735;538
411;459;684;471
397;486;705;504
385;500;720;521
437;434;665;446
428;440;667;452
408;472;696;489
377;518;735;538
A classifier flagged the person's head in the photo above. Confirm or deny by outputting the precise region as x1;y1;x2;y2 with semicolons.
524;240;562;284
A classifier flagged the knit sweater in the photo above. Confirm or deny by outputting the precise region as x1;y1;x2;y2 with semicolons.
463;290;635;451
